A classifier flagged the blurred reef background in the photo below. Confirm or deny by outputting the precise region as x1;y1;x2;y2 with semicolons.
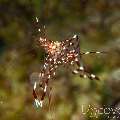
0;0;120;120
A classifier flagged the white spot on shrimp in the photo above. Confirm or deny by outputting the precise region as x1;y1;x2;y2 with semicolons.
73;34;77;38
91;74;96;78
34;99;40;108
44;84;47;92
79;66;84;70
40;100;43;107
73;70;79;74
36;17;39;23
84;74;87;78
34;82;37;90
85;52;90;54
38;28;41;32
96;51;100;54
